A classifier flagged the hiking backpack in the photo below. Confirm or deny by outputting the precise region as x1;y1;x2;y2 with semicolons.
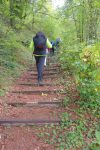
33;33;46;50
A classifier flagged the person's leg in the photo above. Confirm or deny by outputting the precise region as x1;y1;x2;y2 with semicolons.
34;56;40;81
52;47;54;55
50;48;53;57
37;56;45;85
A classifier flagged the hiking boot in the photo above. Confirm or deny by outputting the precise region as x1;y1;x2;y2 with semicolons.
38;79;44;86
38;81;44;86
44;64;47;67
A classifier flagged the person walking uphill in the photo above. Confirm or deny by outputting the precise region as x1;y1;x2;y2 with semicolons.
30;32;52;86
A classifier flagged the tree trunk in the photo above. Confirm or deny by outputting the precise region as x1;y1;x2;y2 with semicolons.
88;0;98;41
9;0;14;27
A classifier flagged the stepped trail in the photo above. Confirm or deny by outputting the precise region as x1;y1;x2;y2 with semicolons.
0;57;93;150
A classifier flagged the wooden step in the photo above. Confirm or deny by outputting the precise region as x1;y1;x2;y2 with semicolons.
6;101;61;107
0;119;60;125
28;66;60;72
12;89;60;95
18;83;59;86
30;72;57;76
28;76;57;80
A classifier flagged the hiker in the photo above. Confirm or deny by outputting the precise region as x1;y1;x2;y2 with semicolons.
55;38;61;49
50;41;55;55
30;32;52;85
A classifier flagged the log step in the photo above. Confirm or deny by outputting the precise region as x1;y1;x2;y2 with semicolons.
18;83;58;86
28;76;57;80
12;90;60;94
6;101;61;107
0;119;60;126
30;72;57;76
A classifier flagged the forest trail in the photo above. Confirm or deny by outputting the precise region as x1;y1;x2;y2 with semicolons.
0;56;63;149
0;0;99;149
0;56;92;150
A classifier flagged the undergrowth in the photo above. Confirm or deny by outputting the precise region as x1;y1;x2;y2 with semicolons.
34;69;99;150
0;18;32;96
59;42;100;112
35;112;100;150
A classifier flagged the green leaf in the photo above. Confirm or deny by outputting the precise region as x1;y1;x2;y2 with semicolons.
95;131;100;144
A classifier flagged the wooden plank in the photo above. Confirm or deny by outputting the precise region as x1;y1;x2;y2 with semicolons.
6;101;61;107
19;83;58;86
28;67;60;72
12;90;59;94
0;119;60;125
30;72;57;76
28;76;57;80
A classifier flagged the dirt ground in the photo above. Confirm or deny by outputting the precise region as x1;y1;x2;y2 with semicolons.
0;63;95;150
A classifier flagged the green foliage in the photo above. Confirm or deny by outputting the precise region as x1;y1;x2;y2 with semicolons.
89;131;100;150
60;112;70;128
58;0;100;112
75;43;100;109
62;97;69;107
0;17;31;94
59;41;100;110
36;115;99;149
95;131;100;145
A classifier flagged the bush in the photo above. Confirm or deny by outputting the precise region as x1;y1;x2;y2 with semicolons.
0;19;32;95
59;42;100;110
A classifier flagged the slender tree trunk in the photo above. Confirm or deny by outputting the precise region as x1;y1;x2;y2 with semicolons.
88;0;98;41
81;3;85;42
71;6;80;42
9;0;14;27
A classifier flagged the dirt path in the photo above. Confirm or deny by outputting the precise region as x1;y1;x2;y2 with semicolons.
0;60;98;150
0;58;94;150
0;60;68;149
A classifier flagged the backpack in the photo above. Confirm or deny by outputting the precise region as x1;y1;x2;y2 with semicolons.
33;32;46;50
